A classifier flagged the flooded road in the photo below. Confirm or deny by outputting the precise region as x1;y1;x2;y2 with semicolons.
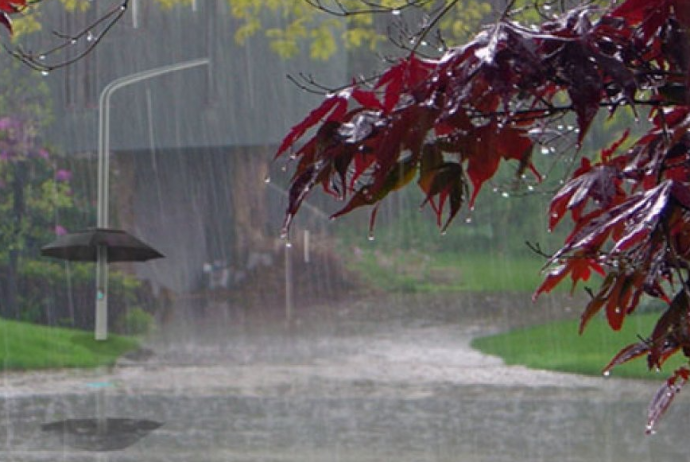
2;292;689;461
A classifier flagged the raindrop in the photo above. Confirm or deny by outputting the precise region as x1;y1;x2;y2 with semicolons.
541;146;550;155
264;175;271;184
41;70;50;76
38;55;46;61
86;31;95;42
391;8;401;15
465;216;473;224
420;41;428;47
285;240;293;248
527;185;535;191
441;230;447;236
501;192;510;198
368;234;375;241
603;370;611;377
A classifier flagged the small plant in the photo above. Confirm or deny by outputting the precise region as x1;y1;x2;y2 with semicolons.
115;307;155;336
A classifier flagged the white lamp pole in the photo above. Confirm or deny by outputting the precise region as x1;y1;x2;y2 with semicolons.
95;58;210;340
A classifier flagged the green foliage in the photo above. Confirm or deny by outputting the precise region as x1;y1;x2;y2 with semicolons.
0;317;139;371
340;243;548;293
152;0;493;60
14;259;145;330
471;313;687;379
116;307;155;336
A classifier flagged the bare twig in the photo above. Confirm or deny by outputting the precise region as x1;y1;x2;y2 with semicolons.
6;0;129;73
302;0;431;17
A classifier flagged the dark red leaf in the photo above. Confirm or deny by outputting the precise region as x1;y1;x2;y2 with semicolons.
647;368;690;434
603;342;650;375
0;11;10;33
351;89;384;111
578;272;615;333
276;94;348;158
0;0;24;14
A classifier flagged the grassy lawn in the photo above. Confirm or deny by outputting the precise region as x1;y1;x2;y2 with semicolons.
0;318;140;371
347;250;550;293
471;312;687;379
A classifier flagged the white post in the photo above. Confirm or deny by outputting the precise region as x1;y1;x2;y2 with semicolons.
95;58;210;340
95;245;109;340
285;242;293;324
304;229;310;263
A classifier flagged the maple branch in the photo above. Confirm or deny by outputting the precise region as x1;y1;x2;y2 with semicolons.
7;0;129;73
301;0;430;17
525;241;553;259
410;0;459;54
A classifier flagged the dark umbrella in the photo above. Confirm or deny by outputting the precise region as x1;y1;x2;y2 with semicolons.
41;228;164;340
42;418;163;451
41;228;164;262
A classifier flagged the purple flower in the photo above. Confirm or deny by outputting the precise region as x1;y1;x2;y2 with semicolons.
55;225;68;236
35;149;50;160
0;117;18;131
55;169;72;182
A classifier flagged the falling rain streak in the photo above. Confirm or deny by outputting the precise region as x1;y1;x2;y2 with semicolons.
0;2;684;462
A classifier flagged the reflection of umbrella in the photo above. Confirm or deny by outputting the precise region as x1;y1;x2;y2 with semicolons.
41;228;164;262
42;418;163;451
41;228;164;340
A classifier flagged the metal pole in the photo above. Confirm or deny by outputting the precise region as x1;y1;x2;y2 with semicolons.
285;242;293;325
94;58;210;340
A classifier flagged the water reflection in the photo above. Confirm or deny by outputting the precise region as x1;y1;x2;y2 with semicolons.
2;293;690;461
41;418;162;451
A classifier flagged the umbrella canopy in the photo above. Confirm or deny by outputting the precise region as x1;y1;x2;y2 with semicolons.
41;228;164;263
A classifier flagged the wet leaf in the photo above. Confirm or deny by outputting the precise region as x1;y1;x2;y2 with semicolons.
647;368;690;434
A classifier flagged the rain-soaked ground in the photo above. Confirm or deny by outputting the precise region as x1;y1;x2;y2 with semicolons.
2;292;690;461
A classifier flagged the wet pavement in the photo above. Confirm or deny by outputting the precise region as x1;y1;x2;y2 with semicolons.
2;292;689;461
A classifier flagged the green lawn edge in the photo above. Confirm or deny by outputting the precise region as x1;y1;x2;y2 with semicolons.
471;313;687;380
0;318;140;371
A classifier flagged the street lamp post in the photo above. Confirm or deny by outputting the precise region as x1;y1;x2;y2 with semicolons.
95;58;210;340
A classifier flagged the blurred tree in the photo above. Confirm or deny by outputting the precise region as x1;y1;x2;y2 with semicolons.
1;0;495;70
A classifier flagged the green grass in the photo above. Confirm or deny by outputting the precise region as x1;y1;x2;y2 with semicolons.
471;313;686;379
0;318;140;371
347;250;550;293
